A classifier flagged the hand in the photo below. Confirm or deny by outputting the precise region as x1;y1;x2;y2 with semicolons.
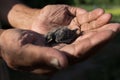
31;4;111;35
7;4;112;34
0;29;68;74
0;23;119;74
1;4;120;74
58;23;120;58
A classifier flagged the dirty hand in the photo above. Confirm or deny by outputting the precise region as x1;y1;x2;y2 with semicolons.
0;23;119;74
0;29;67;74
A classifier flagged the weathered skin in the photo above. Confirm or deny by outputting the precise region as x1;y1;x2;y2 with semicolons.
45;26;81;46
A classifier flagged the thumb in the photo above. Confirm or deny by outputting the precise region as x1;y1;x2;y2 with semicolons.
68;5;87;16
20;45;68;69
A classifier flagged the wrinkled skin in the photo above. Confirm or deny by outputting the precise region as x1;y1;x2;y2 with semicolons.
31;5;110;34
1;23;120;74
0;5;120;74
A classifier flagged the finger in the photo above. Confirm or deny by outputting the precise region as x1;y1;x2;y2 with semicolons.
60;30;114;57
68;8;105;32
97;23;120;32
73;23;120;45
84;23;120;35
81;13;112;31
73;23;120;56
77;8;104;25
68;6;87;16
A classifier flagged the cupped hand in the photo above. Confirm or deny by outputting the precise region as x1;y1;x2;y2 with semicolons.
58;23;120;59
31;5;110;35
0;23;119;74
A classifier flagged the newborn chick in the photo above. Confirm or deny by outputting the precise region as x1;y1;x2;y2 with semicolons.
45;26;81;46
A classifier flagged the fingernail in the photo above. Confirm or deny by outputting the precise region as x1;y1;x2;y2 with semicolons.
50;58;61;69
